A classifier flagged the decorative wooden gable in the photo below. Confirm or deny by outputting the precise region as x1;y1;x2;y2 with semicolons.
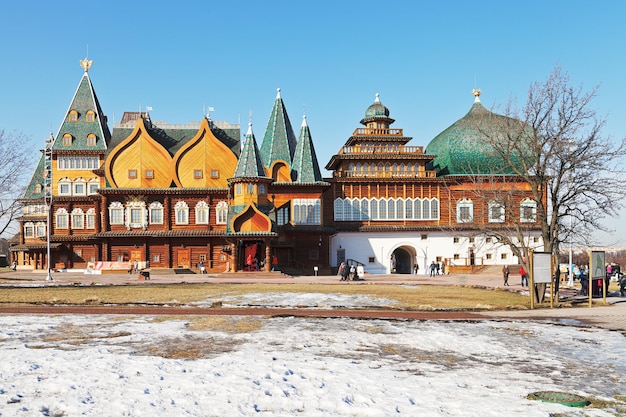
230;203;272;233
105;117;172;188
172;118;238;188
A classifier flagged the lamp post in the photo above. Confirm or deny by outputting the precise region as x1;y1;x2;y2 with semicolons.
44;133;53;281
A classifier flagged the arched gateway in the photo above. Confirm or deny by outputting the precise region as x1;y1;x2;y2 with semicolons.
390;246;417;274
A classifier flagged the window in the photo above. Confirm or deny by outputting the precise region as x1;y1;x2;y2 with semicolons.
71;208;84;229
62;134;73;146
145;170;154;179
235;184;242;195
149;202;163;224
58;178;72;196
152;254;160;263
501;253;508;260
276;204;289;225
456;199;473;223
486;253;493;260
73;180;86;196
86;110;95;122
453;237;460;243
533;236;539;243
259;184;265;195
175;201;189;224
469;237;475;243
488;201;505;223
24;222;35;238
68;110;78;122
86;208;95;229
520;199;537;223
35;222;46;238
332;197;440;221
87;134;97;146
211;169;219;179
126;201;147;229
453;254;460;260
194;169;203;179
368;257;375;263
58;156;100;170
216;201;228;225
35;184;42;193
247;183;255;194
195;201;209;224
128;170;137;179
421;234;428;240
56;208;69;229
485;237;492;243
108;202;124;225
88;180;99;195
293;198;321;225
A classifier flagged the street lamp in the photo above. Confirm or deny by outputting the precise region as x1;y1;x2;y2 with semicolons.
44;133;53;281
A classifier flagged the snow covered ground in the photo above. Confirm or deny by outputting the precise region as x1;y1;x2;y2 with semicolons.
1;293;625;416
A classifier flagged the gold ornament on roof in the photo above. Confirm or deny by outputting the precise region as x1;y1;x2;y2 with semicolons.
472;88;481;97
80;58;93;72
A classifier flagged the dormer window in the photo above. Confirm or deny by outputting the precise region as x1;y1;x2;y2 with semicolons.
62;134;72;146
69;110;79;122
87;134;97;146
86;110;96;122
194;169;203;179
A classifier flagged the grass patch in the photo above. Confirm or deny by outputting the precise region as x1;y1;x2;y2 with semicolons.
0;282;533;311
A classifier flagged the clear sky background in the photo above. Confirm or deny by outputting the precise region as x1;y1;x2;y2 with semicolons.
1;0;625;244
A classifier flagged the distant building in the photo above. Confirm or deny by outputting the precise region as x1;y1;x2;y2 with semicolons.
12;60;543;275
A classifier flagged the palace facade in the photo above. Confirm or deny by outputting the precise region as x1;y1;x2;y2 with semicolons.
12;61;543;275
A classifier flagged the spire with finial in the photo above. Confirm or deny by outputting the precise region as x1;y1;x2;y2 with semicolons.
472;88;481;103
260;88;297;167
374;93;381;103
292;114;322;183
234;121;267;178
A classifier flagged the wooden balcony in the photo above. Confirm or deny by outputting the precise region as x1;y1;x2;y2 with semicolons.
339;145;424;155
334;170;437;179
353;128;404;136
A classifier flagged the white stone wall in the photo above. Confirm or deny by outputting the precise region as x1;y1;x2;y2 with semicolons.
330;231;543;274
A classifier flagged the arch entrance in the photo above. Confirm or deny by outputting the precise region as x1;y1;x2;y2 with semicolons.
391;246;416;274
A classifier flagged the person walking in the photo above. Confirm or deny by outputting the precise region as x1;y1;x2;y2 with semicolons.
429;261;436;277
520;265;528;287
502;265;510;286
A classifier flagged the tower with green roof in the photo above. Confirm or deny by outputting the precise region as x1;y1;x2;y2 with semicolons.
260;88;297;181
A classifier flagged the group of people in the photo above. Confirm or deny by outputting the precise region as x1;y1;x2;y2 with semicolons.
429;261;443;276
338;262;361;281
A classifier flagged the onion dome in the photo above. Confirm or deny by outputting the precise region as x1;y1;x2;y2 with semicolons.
360;93;395;125
425;90;527;176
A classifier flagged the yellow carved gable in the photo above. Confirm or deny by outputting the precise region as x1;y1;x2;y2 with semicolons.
105;118;173;188
172;118;238;188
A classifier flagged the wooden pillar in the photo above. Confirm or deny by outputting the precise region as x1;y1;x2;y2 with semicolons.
265;243;271;272
231;243;237;272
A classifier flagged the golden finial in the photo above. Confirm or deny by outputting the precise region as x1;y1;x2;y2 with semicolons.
472;88;481;103
80;57;93;73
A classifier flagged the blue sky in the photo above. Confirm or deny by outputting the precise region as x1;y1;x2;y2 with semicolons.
1;0;625;243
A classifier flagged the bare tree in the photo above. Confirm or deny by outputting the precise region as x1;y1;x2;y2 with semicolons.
0;130;37;238
475;66;626;277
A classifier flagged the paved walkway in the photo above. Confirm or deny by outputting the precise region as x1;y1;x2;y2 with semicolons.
2;269;625;331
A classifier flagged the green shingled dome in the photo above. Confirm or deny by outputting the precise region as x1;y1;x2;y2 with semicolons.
360;94;395;125
365;99;389;118
426;101;528;176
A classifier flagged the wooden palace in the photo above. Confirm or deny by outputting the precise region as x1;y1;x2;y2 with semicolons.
12;60;543;275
